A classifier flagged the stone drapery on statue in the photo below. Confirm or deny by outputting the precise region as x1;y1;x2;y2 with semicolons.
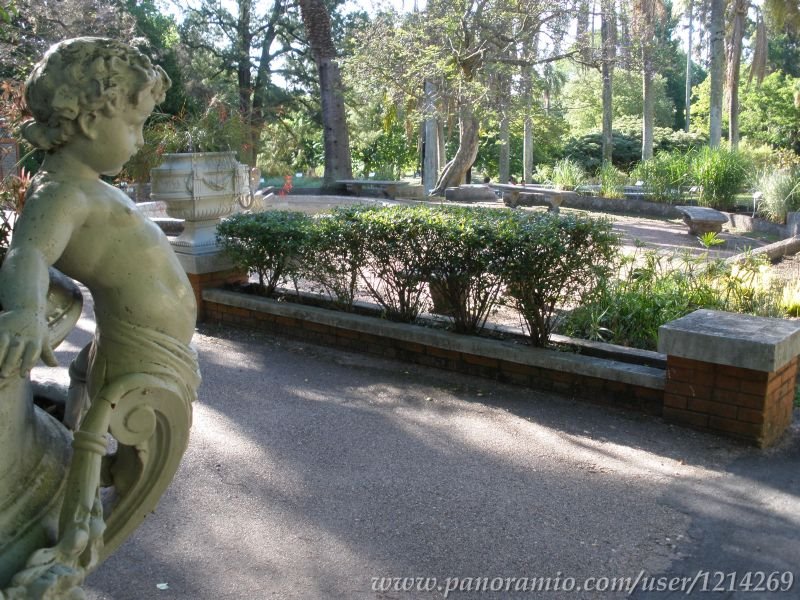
0;38;200;598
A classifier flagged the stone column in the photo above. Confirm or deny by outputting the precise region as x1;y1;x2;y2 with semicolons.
659;309;800;447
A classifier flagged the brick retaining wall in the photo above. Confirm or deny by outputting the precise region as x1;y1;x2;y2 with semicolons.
203;290;664;417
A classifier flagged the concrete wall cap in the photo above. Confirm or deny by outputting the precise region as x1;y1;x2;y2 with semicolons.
658;309;800;372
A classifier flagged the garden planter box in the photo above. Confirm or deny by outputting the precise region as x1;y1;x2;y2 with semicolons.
202;287;666;417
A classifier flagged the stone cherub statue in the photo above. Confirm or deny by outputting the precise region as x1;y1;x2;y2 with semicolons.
0;38;200;598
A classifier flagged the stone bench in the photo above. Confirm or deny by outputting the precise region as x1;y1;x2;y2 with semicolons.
444;184;498;203
336;179;410;199
489;183;578;214
675;205;728;235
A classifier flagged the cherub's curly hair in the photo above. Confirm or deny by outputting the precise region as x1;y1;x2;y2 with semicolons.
22;37;171;151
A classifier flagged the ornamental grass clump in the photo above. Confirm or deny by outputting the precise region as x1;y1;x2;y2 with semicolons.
550;158;587;190
217;210;313;295
598;162;628;199
500;213;618;347
691;147;750;209
631;150;692;203
757;169;800;224
560;250;781;350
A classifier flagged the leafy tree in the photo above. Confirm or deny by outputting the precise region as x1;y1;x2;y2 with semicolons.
349;97;418;179
738;71;800;153
0;0;136;79
563;68;675;135
692;69;800;153
181;0;302;165
347;0;577;196
125;0;191;116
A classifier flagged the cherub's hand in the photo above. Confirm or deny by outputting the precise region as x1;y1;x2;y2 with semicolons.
0;309;58;378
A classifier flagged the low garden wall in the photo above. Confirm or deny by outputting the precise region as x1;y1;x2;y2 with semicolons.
560;194;681;219
203;288;665;416
200;288;799;448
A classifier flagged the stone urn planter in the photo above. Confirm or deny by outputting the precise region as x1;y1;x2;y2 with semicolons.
150;151;249;254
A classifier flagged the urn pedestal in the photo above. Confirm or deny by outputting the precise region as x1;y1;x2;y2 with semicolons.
150;152;250;317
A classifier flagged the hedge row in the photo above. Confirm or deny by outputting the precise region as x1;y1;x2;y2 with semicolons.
216;206;619;347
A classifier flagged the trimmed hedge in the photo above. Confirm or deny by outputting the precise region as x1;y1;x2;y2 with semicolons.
217;206;619;346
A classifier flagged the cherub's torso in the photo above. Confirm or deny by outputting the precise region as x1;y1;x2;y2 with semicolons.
29;174;196;344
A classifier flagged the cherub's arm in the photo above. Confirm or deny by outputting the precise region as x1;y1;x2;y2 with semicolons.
0;181;88;377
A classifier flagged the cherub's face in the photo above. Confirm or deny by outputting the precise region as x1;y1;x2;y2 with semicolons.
81;90;156;176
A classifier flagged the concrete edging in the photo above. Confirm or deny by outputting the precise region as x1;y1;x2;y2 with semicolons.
202;288;665;391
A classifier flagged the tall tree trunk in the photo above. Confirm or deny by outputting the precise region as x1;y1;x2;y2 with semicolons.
423;80;439;194
727;0;747;149
523;116;534;182
297;0;353;187
521;36;537;182
684;0;693;132
430;107;480;196
236;0;255;165
601;0;616;164
577;0;592;67
437;120;447;170
709;0;725;148
498;111;510;183
642;45;654;160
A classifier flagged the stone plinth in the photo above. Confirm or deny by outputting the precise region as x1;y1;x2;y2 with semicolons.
659;309;800;446
175;251;247;319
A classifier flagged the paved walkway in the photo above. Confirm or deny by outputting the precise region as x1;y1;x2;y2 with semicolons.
29;303;798;600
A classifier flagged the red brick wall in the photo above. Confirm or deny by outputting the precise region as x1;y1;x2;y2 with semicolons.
187;270;248;318
664;356;797;447
204;299;664;416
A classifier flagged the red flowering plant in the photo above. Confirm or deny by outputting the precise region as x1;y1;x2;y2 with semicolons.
0;168;31;264
278;174;293;197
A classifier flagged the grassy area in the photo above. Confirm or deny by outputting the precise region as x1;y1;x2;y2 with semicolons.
733;229;782;244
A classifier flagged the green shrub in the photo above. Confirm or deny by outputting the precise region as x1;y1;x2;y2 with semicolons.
426;207;514;333
631;150;693;203
550;158;587;190
561;131;641;173
691;147;750;209
560;250;781;350
217;211;313;295
756;169;800;224
302;206;371;310
613;115;708;154
352;205;438;322
500;213;618;347
561;123;706;174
